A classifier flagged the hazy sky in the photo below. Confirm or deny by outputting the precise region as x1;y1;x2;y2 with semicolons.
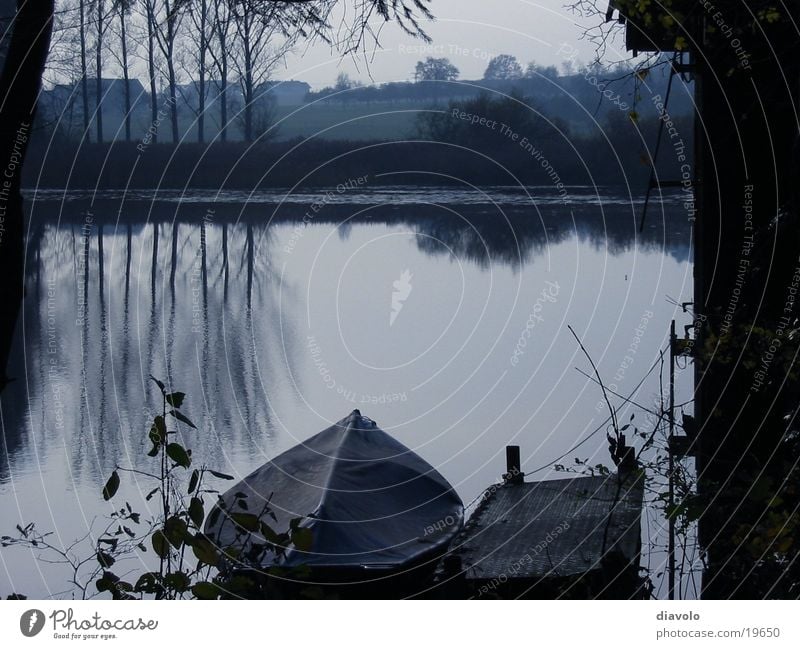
281;0;630;88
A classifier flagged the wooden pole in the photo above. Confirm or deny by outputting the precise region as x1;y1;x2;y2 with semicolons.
669;320;676;600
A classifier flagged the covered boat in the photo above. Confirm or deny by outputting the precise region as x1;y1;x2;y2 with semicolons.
204;410;463;591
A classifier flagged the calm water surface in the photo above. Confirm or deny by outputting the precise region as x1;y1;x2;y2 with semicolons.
0;187;694;597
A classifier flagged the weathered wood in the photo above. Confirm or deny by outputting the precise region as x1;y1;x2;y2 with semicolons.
441;472;645;598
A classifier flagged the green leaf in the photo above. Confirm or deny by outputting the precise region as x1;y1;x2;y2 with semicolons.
97;550;115;569
166;442;191;468
149;416;166;445
149;376;165;392
164;571;191;593
146;443;159;457
152;530;170;559
291;527;313;553
95;571;119;593
209;469;234;480
226;574;255;593
102;471;120;501
165;392;186;408
208;505;222;528
188;469;199;494
191;535;219;566
231;513;260;532
188;497;204;528
134;572;164;595
259;521;280;544
169;409;197;429
191;581;219;600
164;516;189;549
145;487;160;501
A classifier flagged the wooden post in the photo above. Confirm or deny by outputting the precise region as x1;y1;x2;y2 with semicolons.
505;445;523;484
669;320;676;600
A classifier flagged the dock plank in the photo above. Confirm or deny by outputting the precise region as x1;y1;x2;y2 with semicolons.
452;473;644;583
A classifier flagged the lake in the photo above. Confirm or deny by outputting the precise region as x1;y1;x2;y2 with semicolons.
0;186;695;597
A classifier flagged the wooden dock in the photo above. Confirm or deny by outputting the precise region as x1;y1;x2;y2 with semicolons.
434;446;646;599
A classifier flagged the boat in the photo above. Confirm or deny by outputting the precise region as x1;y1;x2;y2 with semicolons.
204;410;463;595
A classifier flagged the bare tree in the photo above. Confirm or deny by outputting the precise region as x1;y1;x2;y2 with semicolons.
42;0;84;140
207;0;234;141
94;0;117;142
112;0;137;142
183;0;215;142
79;0;91;140
150;0;184;142
142;0;161;142
229;4;286;142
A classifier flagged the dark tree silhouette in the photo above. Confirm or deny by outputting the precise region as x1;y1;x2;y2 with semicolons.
414;56;459;81
577;0;800;599
0;0;54;389
483;54;522;80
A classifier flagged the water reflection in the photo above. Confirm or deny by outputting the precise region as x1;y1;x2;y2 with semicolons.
0;194;692;596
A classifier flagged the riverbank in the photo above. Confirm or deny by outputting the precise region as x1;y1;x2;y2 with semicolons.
22;135;673;191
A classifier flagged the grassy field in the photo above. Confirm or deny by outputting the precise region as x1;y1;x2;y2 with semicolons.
272;101;427;141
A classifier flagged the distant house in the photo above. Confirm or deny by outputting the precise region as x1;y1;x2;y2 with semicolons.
175;80;241;107
47;78;147;109
41;78;150;140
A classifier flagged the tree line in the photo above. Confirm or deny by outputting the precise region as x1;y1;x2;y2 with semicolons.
306;53;643;108
43;0;310;144
24;92;693;190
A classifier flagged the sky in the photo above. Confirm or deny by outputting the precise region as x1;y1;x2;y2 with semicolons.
280;0;631;88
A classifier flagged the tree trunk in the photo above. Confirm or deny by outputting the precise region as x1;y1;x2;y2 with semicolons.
219;75;227;142
120;7;131;141
95;0;104;143
690;24;800;598
244;83;252;142
146;0;158;144
243;18;252;142
197;0;207;143
219;39;228;142
0;0;55;387
79;0;90;140
165;1;179;143
168;53;179;143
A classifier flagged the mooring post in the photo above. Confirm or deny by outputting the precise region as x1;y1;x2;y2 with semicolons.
505;445;523;484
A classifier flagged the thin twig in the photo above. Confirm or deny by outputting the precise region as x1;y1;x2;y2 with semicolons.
568;325;620;440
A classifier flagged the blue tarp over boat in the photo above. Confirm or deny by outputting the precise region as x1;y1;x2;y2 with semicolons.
205;410;463;573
